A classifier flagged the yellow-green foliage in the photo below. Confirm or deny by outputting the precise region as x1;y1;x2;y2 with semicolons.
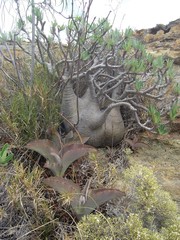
0;65;61;144
89;150;119;188
75;213;179;240
123;164;178;230
0;160;58;239
1;161;54;225
75;213;122;240
75;213;161;240
161;219;180;240
122;214;160;240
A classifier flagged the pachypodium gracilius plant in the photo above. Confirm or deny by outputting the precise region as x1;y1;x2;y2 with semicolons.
1;0;178;147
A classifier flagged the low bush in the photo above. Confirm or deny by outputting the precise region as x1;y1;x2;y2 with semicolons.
0;160;56;239
75;213;160;240
123;164;178;231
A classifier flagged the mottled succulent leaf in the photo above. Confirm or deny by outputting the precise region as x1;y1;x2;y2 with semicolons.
74;188;125;219
60;143;96;176
26;139;59;162
43;176;81;202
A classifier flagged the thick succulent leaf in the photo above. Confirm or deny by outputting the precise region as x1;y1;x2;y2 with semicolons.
44;153;63;176
64;134;90;145
43;176;81;202
26;139;59;162
0;143;9;157
46;127;62;151
74;188;125;219
60;143;96;176
4;153;13;162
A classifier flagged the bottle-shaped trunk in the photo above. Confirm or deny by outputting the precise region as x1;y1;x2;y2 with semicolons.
61;81;78;132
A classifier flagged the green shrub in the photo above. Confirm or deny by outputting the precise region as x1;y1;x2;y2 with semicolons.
75;213;161;240
5;161;54;221
75;212;179;239
75;213;119;240
0;160;55;238
121;214;160;240
124;164;178;230
161;219;180;240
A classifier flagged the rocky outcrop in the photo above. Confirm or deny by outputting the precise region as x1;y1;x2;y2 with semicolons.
135;19;180;83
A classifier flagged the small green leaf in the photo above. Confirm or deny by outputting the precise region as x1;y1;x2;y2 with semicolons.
17;19;25;29
157;124;168;135
0;143;9;156
0;143;13;165
169;102;179;121
173;83;180;96
34;7;43;21
135;80;143;91
152;56;164;69
166;68;175;79
148;105;161;125
123;39;132;52
124;28;133;38
4;153;13;162
27;15;32;23
81;51;90;61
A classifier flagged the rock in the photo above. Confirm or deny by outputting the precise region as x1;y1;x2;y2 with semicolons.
135;18;180;84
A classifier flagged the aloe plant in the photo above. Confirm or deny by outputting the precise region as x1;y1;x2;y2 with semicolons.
26;130;95;176
0;143;14;166
43;176;125;220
